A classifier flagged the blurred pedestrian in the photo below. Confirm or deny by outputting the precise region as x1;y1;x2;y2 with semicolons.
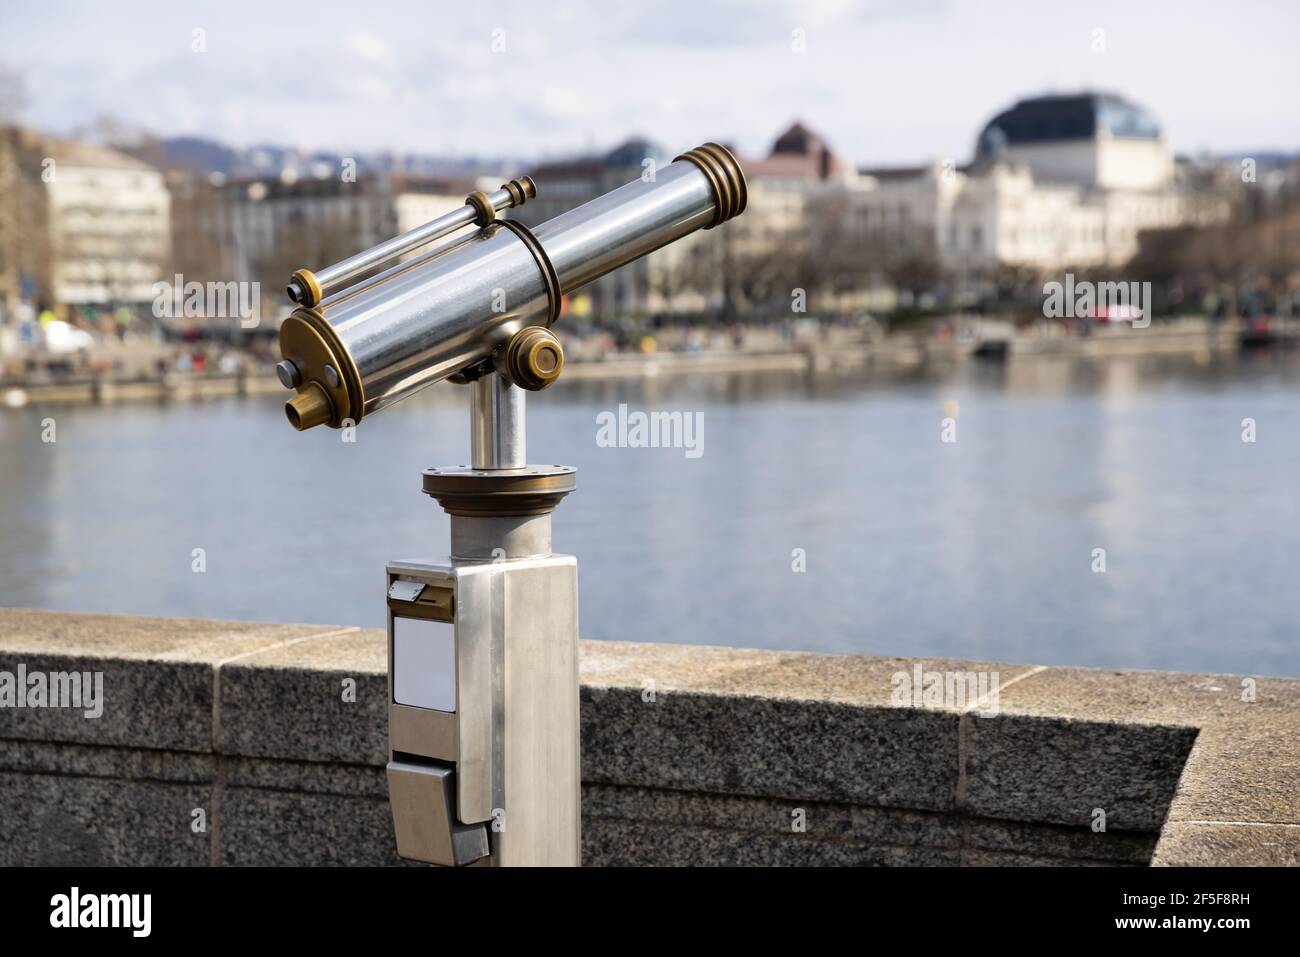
114;306;131;341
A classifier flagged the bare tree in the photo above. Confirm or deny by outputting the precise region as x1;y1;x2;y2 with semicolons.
249;219;359;323
645;241;714;315
0;126;51;310
0;62;26;124
166;172;229;285
1129;176;1300;318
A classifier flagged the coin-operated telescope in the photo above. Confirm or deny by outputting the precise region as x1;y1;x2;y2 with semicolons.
277;144;746;866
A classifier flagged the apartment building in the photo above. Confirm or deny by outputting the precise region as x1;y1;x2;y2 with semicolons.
0;127;170;312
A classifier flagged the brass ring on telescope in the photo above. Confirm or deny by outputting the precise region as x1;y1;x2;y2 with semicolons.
290;268;323;307
674;142;748;228
495;219;562;326
699;142;748;219
465;190;496;227
499;175;538;207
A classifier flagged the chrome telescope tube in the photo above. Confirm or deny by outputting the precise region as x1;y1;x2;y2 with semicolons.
279;143;745;431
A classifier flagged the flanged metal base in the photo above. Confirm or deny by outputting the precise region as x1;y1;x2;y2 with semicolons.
422;464;576;517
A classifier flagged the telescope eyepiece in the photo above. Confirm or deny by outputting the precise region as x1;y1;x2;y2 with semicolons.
285;382;333;432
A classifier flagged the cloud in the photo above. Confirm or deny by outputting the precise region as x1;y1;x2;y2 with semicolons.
347;32;392;65
2;0;1297;163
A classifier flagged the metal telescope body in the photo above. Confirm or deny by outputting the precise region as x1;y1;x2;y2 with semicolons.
279;144;745;431
277;143;746;866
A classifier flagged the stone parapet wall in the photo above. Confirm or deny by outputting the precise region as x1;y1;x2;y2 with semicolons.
1;609;1296;866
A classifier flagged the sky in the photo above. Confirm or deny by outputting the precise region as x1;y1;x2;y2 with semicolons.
1;0;1297;167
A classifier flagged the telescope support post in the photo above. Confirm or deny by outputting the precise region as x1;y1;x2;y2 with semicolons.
470;373;526;470
281;141;748;867
386;371;580;867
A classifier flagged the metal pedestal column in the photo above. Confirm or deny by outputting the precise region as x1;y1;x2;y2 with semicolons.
386;373;579;867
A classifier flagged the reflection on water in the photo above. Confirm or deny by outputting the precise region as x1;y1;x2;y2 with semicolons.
2;347;1298;676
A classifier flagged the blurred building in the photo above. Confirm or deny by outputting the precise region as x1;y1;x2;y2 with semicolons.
215;174;398;279
730;123;872;312
164;169;228;287
390;175;482;237
205;171;487;320
731;123;851;261
4;92;1244;329
43;134;169;307
515;139;679;317
0;127;170;314
516;126;852;318
850;93;1230;283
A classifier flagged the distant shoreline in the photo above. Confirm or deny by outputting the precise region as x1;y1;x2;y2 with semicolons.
0;322;1286;409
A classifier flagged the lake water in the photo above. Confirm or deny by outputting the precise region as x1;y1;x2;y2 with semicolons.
2;348;1298;677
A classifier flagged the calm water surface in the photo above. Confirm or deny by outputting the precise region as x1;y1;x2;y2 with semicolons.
2;349;1298;676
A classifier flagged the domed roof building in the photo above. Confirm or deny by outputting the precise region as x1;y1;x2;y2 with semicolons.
843;91;1227;278
976;93;1161;156
602;137;670;170
749;121;846;180
971;92;1173;191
